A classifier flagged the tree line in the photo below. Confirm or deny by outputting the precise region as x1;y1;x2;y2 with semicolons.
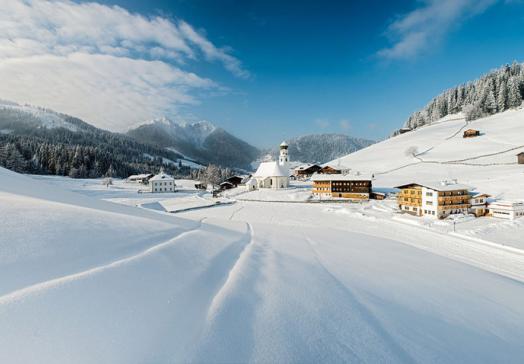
402;61;524;132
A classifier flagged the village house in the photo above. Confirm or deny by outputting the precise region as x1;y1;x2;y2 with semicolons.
318;163;351;175
463;129;481;138
395;180;471;219
150;170;176;193
127;173;153;184
311;172;372;200
517;152;524;164
469;193;490;217
294;164;322;178
488;201;524;220
249;141;290;190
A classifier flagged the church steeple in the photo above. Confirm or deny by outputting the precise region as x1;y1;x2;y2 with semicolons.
279;141;289;165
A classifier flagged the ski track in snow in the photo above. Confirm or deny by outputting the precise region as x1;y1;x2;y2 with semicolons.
0;219;207;306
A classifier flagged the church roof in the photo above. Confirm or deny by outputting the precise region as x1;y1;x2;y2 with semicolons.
254;161;289;178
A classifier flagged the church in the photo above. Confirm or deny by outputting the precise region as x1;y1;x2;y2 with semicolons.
248;142;290;190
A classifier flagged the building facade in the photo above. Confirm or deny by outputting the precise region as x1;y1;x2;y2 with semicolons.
469;193;489;217
488;201;524;220
517;152;524;164
311;173;372;200
150;171;176;193
396;181;471;219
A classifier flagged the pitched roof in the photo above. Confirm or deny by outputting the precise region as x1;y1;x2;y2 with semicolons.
294;164;321;171
395;181;471;192
311;172;372;181
150;172;175;181
254;161;289;177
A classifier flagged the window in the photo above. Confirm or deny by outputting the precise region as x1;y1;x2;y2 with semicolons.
426;201;433;206
426;192;433;197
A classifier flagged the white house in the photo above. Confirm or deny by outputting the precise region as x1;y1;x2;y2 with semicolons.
150;170;176;193
245;178;258;191
488;201;524;220
252;141;290;189
469;193;490;217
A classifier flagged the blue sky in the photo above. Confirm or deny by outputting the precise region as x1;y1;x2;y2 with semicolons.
2;1;524;147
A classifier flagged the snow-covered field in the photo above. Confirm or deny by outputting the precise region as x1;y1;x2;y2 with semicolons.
1;166;524;363
332;108;524;200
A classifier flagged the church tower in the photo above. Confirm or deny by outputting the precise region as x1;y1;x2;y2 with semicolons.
279;141;289;166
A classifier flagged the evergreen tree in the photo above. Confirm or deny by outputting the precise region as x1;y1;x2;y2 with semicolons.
507;77;522;108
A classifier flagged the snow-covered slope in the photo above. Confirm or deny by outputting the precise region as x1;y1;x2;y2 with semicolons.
1;168;524;362
332;108;524;199
0;100;82;132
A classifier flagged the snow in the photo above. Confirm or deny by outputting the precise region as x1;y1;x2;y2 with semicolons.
2;138;524;363
253;161;289;177
332;108;524;200
0;103;78;132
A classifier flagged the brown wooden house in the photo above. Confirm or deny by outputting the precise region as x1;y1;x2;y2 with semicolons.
294;164;322;177
312;173;372;200
463;129;480;138
319;165;342;174
517;152;524;164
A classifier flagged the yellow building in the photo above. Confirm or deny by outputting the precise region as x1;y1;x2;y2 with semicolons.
396;181;471;219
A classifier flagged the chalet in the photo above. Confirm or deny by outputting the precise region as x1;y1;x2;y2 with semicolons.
224;175;243;187
127;173;153;184
252;142;290;189
463;129;480;138
319;165;341;174
150;170;176;193
469;193;490;217
219;181;235;191
370;191;387;200
311;172;372;200
294;164;322;178
517;152;524;164
395;180;471;219
488;201;524;220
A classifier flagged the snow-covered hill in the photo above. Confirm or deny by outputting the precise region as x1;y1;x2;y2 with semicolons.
0;100;90;132
332;108;524;200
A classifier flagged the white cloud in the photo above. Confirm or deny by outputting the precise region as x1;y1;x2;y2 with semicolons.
0;0;249;131
378;0;498;60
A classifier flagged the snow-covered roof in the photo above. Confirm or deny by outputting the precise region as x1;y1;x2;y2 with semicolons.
245;178;257;186
294;164;321;171
150;172;175;182
488;200;524;209
311;172;373;181
395;181;471;192
280;141;288;148
127;173;153;180
254;161;289;178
